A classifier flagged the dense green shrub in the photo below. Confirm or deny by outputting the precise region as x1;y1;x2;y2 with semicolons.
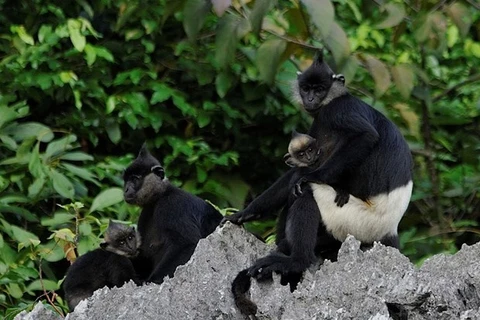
0;0;479;317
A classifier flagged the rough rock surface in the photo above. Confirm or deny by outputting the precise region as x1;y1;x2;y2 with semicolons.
16;222;480;320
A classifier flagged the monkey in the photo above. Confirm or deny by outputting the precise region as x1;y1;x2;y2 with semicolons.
283;130;319;168
225;50;413;316
63;220;141;311
284;130;350;207
123;144;223;284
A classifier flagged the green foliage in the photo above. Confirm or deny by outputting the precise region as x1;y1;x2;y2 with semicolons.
0;0;479;317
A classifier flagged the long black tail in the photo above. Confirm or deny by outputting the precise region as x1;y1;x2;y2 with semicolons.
232;269;258;317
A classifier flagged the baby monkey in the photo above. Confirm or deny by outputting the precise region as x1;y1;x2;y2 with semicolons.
63;220;141;311
284;130;350;207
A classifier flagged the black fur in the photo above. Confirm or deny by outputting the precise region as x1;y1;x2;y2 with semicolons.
124;144;222;284
63;221;140;311
226;51;413;316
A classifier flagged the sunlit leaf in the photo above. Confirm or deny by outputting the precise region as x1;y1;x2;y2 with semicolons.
89;187;124;213
375;3;405;29
212;0;231;16
362;54;391;97
183;0;212;40
5;122;54;142
394;103;420;138
11;25;34;45
249;0;274;34
301;0;334;38
67;19;86;51
256;39;287;85
391;64;415;99
446;2;472;37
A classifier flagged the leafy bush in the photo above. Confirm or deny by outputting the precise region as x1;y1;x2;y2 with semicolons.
0;0;479;317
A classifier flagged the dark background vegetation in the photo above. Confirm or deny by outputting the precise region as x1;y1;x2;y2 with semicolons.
0;0;479;317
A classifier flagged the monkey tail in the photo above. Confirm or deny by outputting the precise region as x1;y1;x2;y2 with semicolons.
232;269;258;318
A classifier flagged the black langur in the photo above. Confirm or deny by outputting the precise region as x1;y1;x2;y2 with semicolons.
226;51;413;316
63;220;141;311
123;144;223;284
283;130;320;168
285;130;350;207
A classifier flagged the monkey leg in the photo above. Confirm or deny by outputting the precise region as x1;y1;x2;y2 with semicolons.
248;191;320;285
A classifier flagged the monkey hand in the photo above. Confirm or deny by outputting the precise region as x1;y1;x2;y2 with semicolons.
334;189;350;207
293;177;308;198
221;210;260;226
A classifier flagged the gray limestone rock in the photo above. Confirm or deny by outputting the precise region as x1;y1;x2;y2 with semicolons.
15;222;480;320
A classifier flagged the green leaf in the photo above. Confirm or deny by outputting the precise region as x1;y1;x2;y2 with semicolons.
49;169;75;199
391;64;415;99
45;135;76;159
249;0;274;34
375;3;405;29
106;96;116;114
28;176;46;198
84;43;96;66
106;122;121;144
28;143;43;178
256;39;287;85
26;279;59;292
324;22;351;65
59;152;94;161
94;46;115;62
89;187;124;213
151;83;173;104
183;0;212;40
12;25;34;45
6;122;54;142
301;0;334;38
197;111;211;128
7;283;23;299
362;54;391;97
41;212;75;227
67;19;86;52
61;163;98;184
11;225;39;244
215;15;250;69
215;72;233;98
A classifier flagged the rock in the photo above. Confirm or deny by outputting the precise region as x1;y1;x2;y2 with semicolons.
16;223;480;320
14;303;62;320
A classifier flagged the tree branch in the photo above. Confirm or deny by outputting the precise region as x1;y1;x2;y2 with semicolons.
432;73;480;103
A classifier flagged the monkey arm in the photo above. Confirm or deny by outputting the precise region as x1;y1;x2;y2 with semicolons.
222;168;296;225
301;113;379;186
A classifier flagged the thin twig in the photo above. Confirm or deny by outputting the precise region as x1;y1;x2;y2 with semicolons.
38;257;64;317
264;30;319;50
465;0;480;10
432;73;480;103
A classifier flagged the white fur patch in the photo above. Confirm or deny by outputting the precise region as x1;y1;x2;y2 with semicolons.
310;181;413;243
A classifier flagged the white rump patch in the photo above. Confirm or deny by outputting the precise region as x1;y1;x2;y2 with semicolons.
310;181;413;243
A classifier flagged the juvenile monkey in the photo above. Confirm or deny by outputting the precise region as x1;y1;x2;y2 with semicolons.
63;220;140;311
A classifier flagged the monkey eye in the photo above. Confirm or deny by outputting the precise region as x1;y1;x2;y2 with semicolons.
127;235;133;240
299;152;305;157
307;148;313;152
119;240;125;245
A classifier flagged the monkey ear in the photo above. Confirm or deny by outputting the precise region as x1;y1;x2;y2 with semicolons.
100;242;108;250
138;143;149;158
151;165;165;179
283;153;296;167
314;50;324;65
